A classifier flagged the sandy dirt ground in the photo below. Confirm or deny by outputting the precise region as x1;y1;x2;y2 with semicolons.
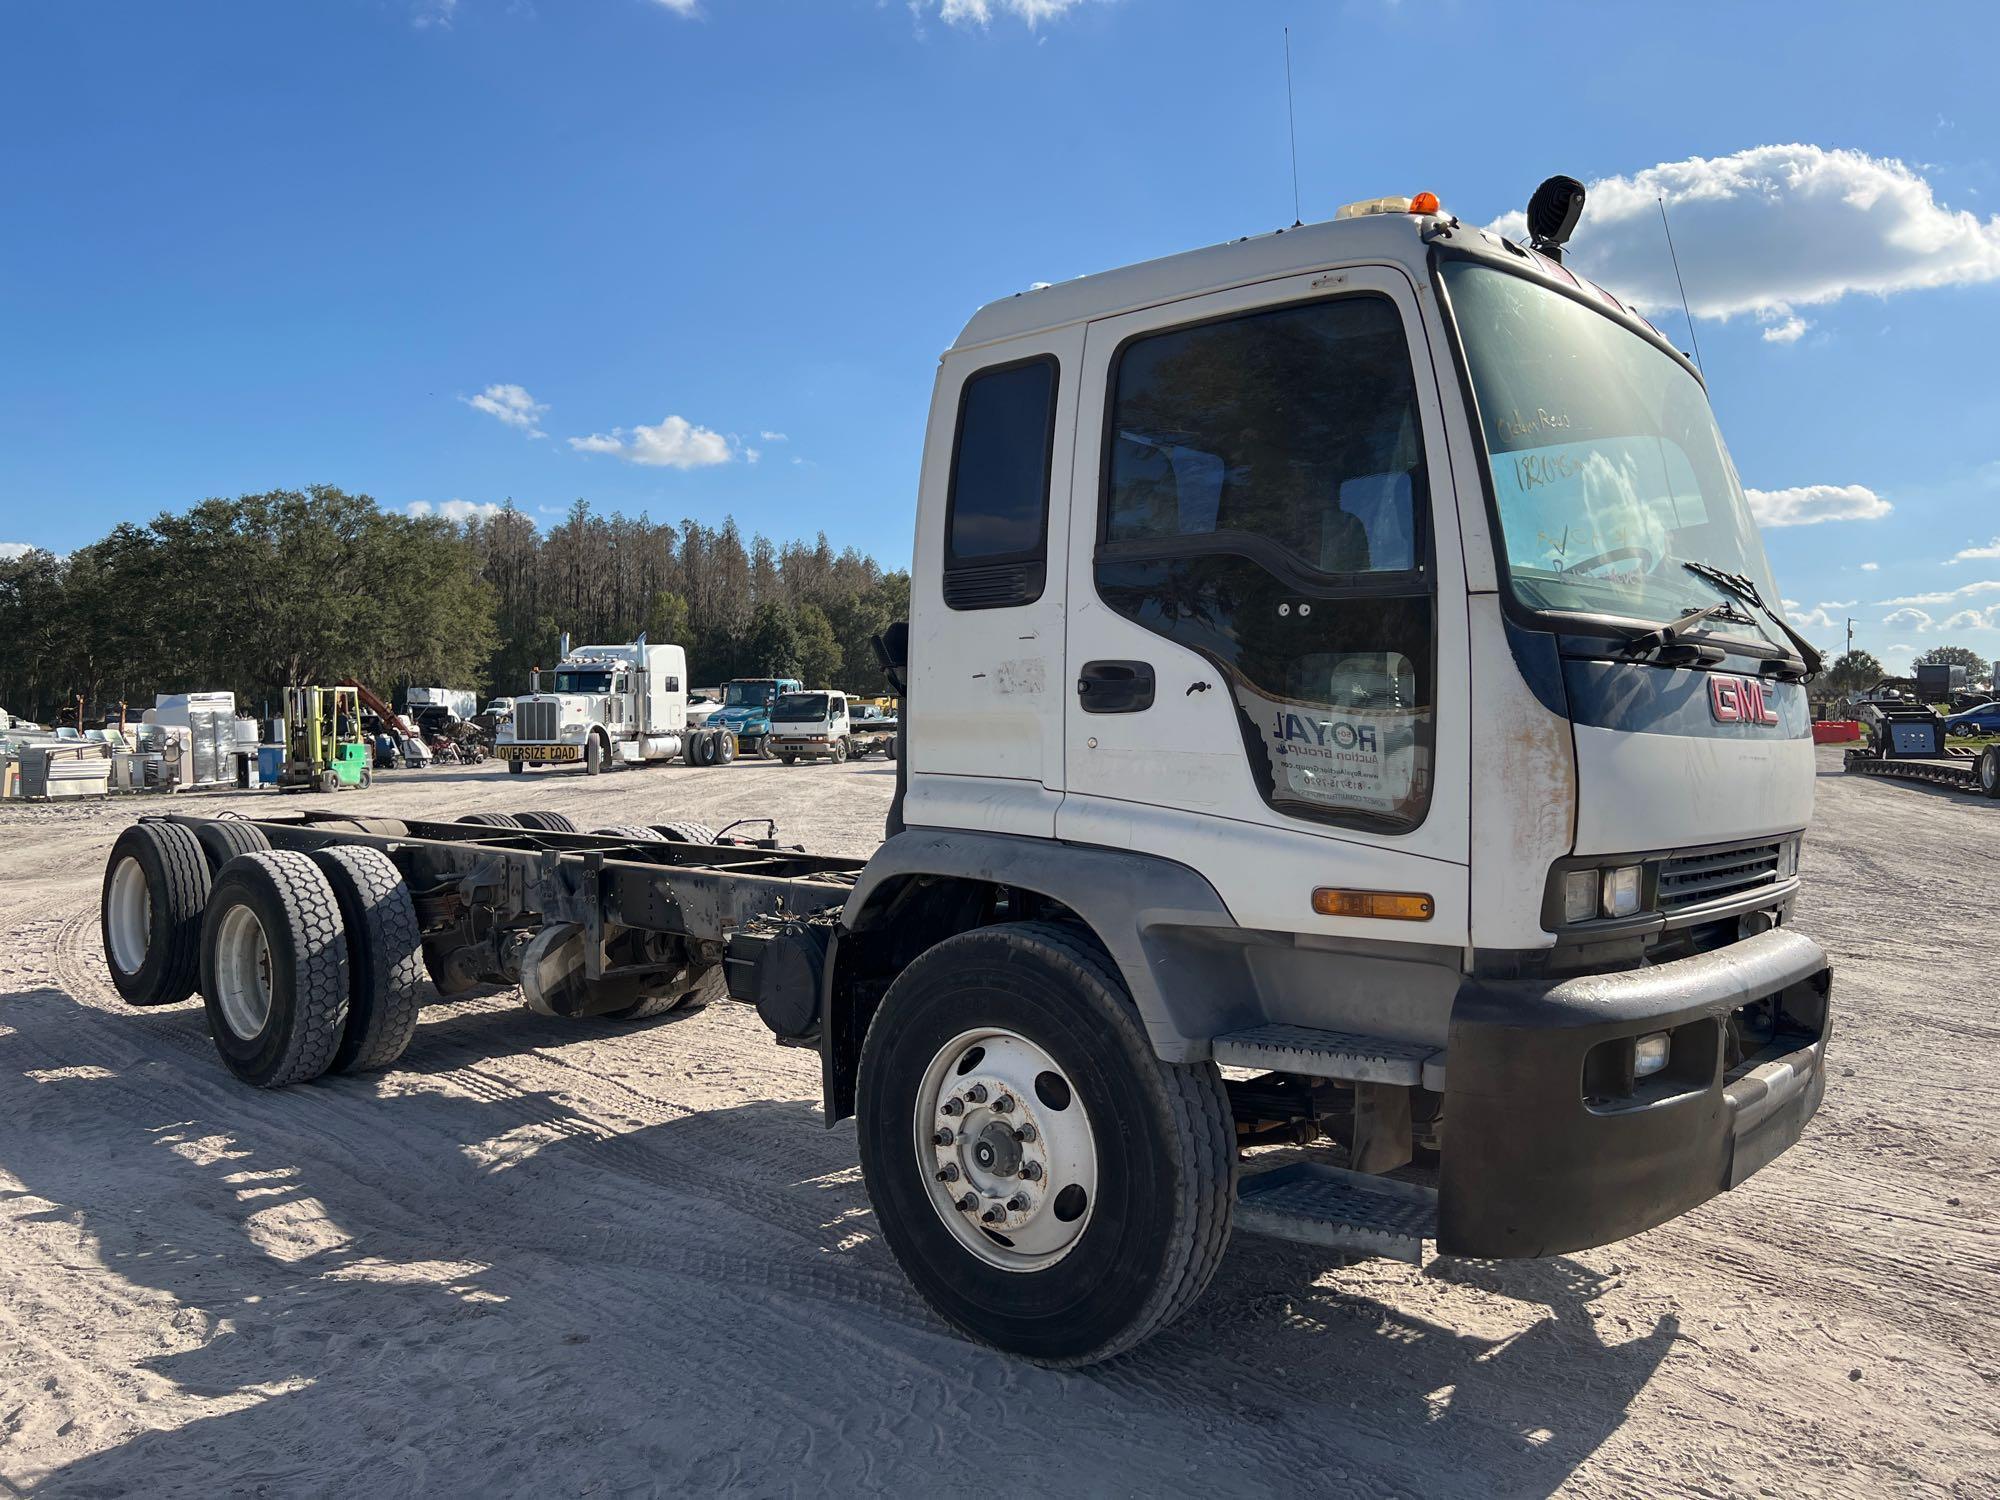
0;748;1993;1497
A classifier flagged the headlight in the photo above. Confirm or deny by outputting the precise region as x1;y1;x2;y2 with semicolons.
1562;870;1597;924
1600;865;1643;918
1776;838;1800;880
1633;1032;1671;1078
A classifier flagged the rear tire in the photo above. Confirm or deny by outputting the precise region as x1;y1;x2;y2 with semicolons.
457;812;522;828
1980;745;2000;798
101;821;212;1007
716;731;737;765
308;846;425;1074
514;810;579;833
590;824;667;842
192;818;271;878
199;851;350;1088
856;921;1234;1367
651;821;716;844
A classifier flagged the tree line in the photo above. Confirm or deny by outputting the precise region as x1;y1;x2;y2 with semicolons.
0;487;909;724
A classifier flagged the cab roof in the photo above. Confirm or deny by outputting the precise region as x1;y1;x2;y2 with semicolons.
950;206;1687;373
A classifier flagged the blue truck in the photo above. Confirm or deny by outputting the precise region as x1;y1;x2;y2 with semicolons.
708;677;802;759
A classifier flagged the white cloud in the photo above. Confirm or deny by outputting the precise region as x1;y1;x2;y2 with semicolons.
651;0;700;14
413;0;457;29
0;542;33;561
759;430;788;443
1940;606;2000;632
463;383;548;439
1743;483;1891;528
745;447;762;465
566;414;734;470
1786;601;1849;631
406;499;504;523
1882;580;2000;607
1861;562;1880;571
1760;314;1809;344
1951;536;2000;562
1883;607;1934;633
1489;145;2000;322
932;0;1099;28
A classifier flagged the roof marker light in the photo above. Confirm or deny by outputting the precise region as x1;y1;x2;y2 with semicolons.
1408;191;1440;214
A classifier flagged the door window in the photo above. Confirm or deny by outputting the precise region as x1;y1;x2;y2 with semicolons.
1097;294;1436;831
944;355;1060;609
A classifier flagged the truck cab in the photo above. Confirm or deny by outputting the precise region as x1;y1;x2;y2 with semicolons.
496;641;693;775
768;689;850;763
711;677;803;759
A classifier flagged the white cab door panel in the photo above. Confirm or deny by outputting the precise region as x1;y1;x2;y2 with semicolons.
1057;266;1472;942
907;326;1083;838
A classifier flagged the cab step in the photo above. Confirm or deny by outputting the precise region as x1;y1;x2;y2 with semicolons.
1234;1161;1437;1263
1212;1023;1445;1088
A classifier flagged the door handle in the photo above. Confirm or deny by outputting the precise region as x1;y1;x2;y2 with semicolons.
1077;660;1155;714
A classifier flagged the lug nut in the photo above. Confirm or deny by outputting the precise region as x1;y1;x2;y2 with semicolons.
1007;1194;1030;1213
933;1128;955;1146
941;1096;964;1117
1014;1124;1037;1144
993;1094;1014;1114
956;1192;977;1212
936;1164;959;1183
1019;1161;1043;1182
965;1084;989;1104
981;1206;1004;1224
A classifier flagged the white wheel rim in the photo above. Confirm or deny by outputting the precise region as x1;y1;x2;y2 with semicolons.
213;903;274;1039
106;857;152;975
914;1028;1098;1272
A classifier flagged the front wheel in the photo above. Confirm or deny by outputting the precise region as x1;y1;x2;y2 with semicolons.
830;739;848;764
855;922;1234;1366
1980;745;2000;799
507;759;526;776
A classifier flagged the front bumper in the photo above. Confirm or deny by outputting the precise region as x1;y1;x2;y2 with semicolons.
771;736;838;758
494;743;581;763
1440;927;1830;1258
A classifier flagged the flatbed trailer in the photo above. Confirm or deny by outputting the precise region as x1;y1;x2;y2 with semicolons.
1844;707;2000;798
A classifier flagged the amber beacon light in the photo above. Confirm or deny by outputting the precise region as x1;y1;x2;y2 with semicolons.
1311;888;1435;921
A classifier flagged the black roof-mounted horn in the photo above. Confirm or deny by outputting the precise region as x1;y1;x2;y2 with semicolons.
1527;175;1587;263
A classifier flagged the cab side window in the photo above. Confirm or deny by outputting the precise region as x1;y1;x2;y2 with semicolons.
944;355;1059;610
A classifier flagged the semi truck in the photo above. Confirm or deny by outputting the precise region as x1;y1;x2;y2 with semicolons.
493;638;735;774
95;178;1832;1367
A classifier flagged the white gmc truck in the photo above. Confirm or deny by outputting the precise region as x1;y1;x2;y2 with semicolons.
97;178;1831;1367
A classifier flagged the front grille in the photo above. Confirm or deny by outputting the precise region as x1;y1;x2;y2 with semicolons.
516;699;559;742
1657;842;1782;912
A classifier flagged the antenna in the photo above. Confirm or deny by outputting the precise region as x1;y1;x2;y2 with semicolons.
1657;194;1706;374
1284;28;1302;227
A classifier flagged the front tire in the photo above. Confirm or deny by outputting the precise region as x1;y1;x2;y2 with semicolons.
1980;745;2000;798
585;734;605;776
855;922;1234;1366
507;759;526;776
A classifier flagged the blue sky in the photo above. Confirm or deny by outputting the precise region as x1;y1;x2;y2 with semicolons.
2;0;1997;672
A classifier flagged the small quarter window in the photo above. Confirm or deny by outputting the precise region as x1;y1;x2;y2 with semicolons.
943;355;1059;609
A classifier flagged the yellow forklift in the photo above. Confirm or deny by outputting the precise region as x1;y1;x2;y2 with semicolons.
279;686;371;792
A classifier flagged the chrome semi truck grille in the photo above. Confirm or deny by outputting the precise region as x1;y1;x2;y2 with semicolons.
517;700;558;742
1657;843;1782;911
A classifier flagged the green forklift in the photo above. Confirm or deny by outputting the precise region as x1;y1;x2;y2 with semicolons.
279;686;371;792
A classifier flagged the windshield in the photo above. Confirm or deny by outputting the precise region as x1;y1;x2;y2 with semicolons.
773;692;829;722
724;681;777;708
1441;260;1781;635
553;669;614;694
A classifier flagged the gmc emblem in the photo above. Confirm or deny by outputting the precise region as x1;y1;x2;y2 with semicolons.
1710;674;1780;725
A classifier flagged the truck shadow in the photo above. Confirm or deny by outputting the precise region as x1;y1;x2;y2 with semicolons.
4;991;1674;1498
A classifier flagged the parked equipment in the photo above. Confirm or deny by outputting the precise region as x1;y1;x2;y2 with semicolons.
278;687;370;792
495;637;732;774
1845;701;2000;798
97;176;1837;1368
709;677;803;759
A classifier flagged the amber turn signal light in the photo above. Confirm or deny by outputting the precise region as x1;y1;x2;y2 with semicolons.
1311;888;1435;921
1407;191;1440;214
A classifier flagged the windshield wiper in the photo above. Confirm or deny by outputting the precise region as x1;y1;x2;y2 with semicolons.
1679;561;1823;678
1619;600;1747;664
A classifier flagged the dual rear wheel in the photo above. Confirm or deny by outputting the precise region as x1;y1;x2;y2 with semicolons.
100;823;426;1088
